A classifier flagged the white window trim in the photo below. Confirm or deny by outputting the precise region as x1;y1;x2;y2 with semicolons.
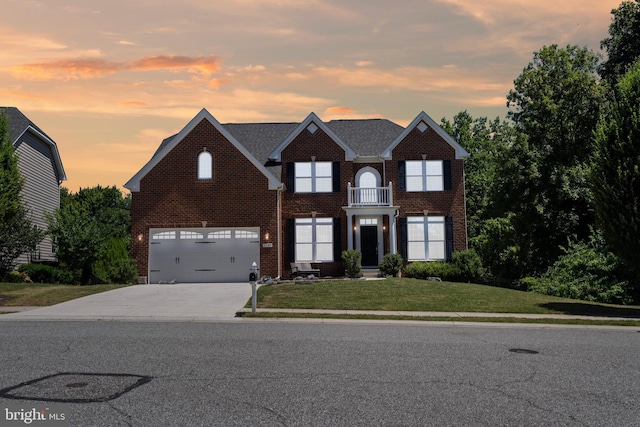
295;217;333;262
406;160;443;192
295;161;332;193
407;216;446;261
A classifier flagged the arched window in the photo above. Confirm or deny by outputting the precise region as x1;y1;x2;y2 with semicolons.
198;151;213;180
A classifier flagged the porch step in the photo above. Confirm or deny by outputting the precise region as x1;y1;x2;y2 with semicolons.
361;269;381;279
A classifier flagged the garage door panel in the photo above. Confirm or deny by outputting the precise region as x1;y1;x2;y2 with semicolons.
148;228;260;283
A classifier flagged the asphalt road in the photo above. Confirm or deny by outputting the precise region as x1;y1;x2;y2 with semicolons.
0;321;638;426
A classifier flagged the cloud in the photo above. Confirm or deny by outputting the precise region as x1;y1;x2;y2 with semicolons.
324;106;358;115
118;40;137;46
9;54;223;80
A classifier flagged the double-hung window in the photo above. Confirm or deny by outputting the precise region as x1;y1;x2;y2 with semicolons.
406;160;443;191
407;216;445;260
295;218;333;262
295;162;332;193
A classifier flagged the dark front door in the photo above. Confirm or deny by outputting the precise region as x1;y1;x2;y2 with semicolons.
360;225;378;266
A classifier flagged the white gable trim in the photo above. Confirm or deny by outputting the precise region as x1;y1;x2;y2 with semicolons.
267;112;357;162
124;108;281;192
16;126;67;182
380;111;469;160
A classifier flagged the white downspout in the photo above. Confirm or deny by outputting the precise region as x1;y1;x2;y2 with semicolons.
277;184;283;279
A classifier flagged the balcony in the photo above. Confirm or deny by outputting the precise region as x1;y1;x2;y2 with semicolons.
347;182;393;207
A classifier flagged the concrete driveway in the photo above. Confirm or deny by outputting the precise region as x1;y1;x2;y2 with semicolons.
2;283;252;322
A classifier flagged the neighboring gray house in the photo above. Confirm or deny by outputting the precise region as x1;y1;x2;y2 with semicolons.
1;107;66;265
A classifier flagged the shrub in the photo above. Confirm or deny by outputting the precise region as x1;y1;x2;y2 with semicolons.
17;263;74;284
342;249;362;278
403;261;460;281
452;249;484;283
93;237;137;284
524;238;633;304
4;270;31;283
379;253;403;277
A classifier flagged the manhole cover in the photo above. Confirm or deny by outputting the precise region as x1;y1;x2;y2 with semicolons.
0;373;152;403
509;348;539;354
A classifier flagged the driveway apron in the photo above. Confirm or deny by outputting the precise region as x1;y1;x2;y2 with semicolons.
2;283;252;322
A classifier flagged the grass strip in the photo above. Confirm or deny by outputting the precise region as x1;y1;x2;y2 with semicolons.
0;283;128;307
239;312;640;327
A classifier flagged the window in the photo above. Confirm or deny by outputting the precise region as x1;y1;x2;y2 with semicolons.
209;230;231;239
152;231;176;240
295;162;332;193
198;151;213;180
235;230;259;239
407;216;445;260
180;231;204;239
406;160;443;192
295;218;333;262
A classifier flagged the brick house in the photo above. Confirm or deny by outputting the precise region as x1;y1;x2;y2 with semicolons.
125;109;469;283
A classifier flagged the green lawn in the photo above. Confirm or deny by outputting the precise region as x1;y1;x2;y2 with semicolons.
250;278;640;318
0;283;128;307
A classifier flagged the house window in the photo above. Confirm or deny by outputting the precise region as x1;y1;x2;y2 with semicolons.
407;216;445;260
295;162;332;193
295;218;333;262
180;231;204;239
235;230;259;239
405;160;443;191
198;151;213;180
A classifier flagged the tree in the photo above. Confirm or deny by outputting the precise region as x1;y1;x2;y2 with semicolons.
47;201;106;285
502;45;603;276
440;112;515;239
599;0;640;82
47;185;134;284
591;60;640;280
0;112;45;277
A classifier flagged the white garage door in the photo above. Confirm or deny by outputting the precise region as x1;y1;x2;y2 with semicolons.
148;227;260;283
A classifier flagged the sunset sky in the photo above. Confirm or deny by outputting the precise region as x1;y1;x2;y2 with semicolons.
1;0;622;193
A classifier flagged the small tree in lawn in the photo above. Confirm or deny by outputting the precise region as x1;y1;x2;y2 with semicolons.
342;250;362;278
0;112;45;278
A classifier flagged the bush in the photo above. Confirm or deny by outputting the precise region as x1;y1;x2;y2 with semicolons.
17;263;74;284
92;237;137;284
379;253;403;277
4;270;31;283
452;249;484;283
403;261;460;281
342;249;362;278
523;238;634;304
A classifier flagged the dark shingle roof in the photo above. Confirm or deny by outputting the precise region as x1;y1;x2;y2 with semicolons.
0;107;51;143
326;119;404;157
148;117;406;181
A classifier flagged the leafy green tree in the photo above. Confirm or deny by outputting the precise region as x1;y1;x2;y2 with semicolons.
591;60;640;280
599;0;640;82
440;112;515;239
502;45;603;275
47;201;106;285
0;113;45;277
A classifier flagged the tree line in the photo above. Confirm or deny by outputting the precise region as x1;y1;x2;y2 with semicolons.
441;0;640;303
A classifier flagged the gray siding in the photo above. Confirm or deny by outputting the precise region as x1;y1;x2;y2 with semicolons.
14;131;60;264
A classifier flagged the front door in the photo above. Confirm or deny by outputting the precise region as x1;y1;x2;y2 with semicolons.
360;225;378;266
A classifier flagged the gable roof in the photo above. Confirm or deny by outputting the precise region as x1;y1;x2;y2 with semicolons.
124;108;282;192
380;111;469;160
267;112;358;162
0;107;67;181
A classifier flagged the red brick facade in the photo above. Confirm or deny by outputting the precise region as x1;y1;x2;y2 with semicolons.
127;110;468;282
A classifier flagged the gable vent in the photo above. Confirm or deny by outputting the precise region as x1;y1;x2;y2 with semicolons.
307;123;319;134
417;121;428;133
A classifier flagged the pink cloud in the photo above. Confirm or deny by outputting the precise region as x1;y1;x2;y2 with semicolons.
10;54;223;81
